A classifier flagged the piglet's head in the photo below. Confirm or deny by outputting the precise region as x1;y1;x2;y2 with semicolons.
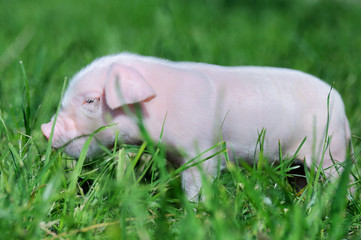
41;63;156;157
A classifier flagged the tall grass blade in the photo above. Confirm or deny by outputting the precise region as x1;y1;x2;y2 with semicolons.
20;61;31;136
314;88;332;188
256;128;267;171
40;77;68;185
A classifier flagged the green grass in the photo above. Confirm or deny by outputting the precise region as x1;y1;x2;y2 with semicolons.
1;0;361;239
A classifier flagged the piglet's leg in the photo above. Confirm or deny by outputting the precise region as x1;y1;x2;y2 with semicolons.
181;167;203;201
180;151;220;201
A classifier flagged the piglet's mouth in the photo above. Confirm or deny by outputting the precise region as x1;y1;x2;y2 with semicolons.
41;130;92;151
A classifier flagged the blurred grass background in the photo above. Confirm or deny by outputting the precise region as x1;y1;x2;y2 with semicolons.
1;0;361;239
1;0;361;136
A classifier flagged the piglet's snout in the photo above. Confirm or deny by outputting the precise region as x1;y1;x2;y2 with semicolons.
41;122;52;140
41;116;77;148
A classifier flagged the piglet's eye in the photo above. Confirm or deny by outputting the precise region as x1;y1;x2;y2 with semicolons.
81;97;101;116
84;97;100;104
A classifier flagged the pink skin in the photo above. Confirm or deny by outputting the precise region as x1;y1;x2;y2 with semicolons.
41;53;352;200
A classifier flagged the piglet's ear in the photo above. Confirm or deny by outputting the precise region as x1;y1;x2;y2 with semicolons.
105;64;156;109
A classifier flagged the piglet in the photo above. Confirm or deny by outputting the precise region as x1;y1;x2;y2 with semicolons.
41;53;352;200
